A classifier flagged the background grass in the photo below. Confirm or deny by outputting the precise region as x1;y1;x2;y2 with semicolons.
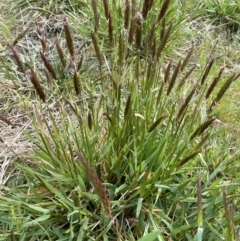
0;0;240;240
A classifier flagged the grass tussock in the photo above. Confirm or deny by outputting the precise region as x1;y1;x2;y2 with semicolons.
0;0;240;240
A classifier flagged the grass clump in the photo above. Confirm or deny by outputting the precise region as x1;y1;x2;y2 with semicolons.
201;0;240;35
0;0;240;240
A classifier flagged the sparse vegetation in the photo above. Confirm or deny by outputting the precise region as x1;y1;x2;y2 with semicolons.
0;0;240;240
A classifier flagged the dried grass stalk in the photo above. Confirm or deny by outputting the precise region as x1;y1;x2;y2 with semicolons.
75;149;113;221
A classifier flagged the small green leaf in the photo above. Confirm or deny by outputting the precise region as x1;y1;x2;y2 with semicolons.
24;215;51;227
136;197;143;218
137;230;162;241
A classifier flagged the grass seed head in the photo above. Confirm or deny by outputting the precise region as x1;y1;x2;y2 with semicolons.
36;22;47;52
91;31;103;66
167;60;181;95
176;86;196;121
205;67;224;99
40;51;57;80
200;58;214;85
223;188;236;240
10;45;26;75
124;0;130;29
142;0;154;20
55;39;66;68
181;45;194;71
135;12;143;50
72;61;81;95
108;14;114;46
43;67;52;84
92;0;100;32
28;67;46;102
102;0;110;20
75;149;113;220
157;0;171;24
63;16;74;59
190;118;216;140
